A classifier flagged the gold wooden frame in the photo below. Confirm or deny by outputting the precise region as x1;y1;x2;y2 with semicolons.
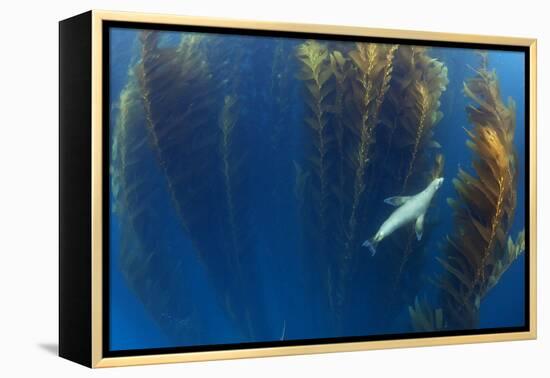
90;9;537;368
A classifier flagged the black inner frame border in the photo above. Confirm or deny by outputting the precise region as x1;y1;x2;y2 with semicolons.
101;19;531;358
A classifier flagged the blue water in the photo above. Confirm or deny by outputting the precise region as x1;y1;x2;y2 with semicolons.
108;27;526;351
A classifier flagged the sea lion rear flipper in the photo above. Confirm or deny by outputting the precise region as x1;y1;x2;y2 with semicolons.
362;239;377;256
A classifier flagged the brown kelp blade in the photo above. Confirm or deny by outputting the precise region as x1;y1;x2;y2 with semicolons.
134;31;266;339
438;55;518;329
111;72;205;343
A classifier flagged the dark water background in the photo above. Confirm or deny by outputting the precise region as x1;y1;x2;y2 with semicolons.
108;27;525;351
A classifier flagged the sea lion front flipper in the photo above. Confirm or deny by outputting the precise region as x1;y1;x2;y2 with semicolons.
415;213;425;241
384;196;411;206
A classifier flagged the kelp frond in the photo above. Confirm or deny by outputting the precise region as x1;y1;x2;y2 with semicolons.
217;91;260;336
135;31;263;338
437;56;518;328
374;48;447;316
384;46;448;192
136;31;216;243
111;67;204;343
401;81;431;190
408;296;446;332
321;43;398;319
345;43;398;250
430;153;445;182
296;40;335;232
296;40;341;317
219;94;241;260
485;229;525;295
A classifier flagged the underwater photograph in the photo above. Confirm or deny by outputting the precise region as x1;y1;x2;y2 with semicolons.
107;25;527;353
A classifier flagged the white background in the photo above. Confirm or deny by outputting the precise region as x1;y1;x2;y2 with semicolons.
0;0;547;376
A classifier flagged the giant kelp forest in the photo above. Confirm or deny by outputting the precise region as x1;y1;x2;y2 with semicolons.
110;30;526;347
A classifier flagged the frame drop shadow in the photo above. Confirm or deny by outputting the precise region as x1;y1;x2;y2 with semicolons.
38;343;58;356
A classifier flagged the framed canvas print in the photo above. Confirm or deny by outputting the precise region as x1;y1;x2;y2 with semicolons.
59;10;537;368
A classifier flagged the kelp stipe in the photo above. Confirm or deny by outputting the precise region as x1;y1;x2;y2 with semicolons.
329;50;352;231
293;161;311;211
269;40;294;152
264;40;297;223
436;55;520;329
430;153;445;182
111;71;204;343
396;153;444;274
393;153;445;286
